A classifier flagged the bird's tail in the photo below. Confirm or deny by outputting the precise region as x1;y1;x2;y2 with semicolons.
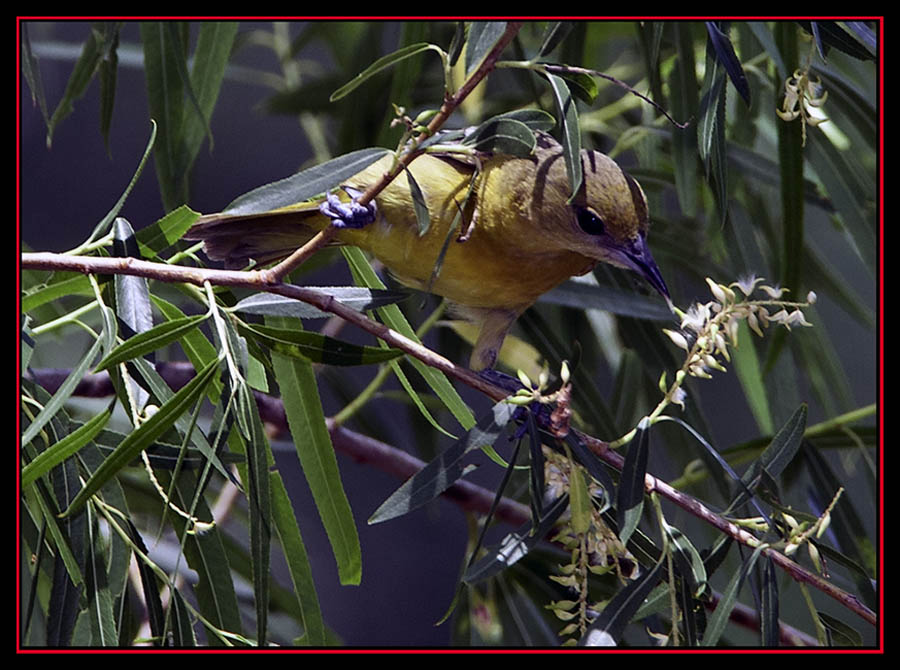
185;202;331;269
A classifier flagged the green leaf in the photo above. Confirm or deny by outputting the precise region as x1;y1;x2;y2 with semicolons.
136;205;201;260
760;556;780;646
557;71;599;105
22;407;112;488
270;472;327;646
22;335;104;448
342;246;475;430
270;326;361;586
94;314;208;373
61;357;219;517
178;21;238;168
21;273;93;313
580;556;665;646
240;321;403;366
464;493;570;584
45;24;105;147
616;417;650;546
537;21;574;58
540;277;673;321
465;21;508;75
817;611;864;646
94;22;121;152
405;166;431;236
233;286;409;320
330;42;438;101
223;147;390;216
369;401;516;524
670;23;700;218
21;23;50;128
232;383;272;646
141;21;188;211
81;121;158;249
544;72;582;201
461;117;537;156
568;465;592;535
84;504;117;646
702;544;765;646
732;321;774;434
705;22;751;105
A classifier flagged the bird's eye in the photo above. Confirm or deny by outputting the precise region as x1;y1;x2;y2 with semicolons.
575;207;606;236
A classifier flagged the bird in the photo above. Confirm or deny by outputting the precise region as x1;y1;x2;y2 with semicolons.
186;132;671;371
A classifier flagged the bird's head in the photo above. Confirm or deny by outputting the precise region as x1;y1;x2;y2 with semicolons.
525;134;671;304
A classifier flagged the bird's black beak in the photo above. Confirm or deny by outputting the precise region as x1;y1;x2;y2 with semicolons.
621;234;672;309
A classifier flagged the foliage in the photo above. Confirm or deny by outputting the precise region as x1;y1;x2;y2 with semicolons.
20;20;878;648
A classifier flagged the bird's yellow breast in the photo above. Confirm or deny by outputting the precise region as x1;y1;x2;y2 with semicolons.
335;154;595;310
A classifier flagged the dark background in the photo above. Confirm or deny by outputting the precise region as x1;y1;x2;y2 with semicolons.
20;20;878;646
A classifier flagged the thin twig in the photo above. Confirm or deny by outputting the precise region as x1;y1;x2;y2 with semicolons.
261;21;523;284
21;249;876;627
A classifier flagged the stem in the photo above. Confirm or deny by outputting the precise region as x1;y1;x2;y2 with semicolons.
261;21;523;284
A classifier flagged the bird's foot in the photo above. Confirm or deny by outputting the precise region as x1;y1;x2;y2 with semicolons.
318;186;377;229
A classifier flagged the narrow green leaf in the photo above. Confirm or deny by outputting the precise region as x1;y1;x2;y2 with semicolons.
240;321;403;366
21;23;50;127
702;545;766;646
558;71;599;105
46;25;104;147
179;21;238;169
61;358;219;517
82;121;159;249
760;556;780;646
223;147;390;216
461;117;536;156
270;472;327;646
122;519;166;645
22;407;112;488
617;417;650;545
137;205;201;260
141;21;188;210
94;22;121;152
544;72;582;201
776;23;805;294
568;465;592;535
817;611;864;646
235;382;272;646
233;286;409;320
464;494;570;584
169;588;197;646
732;321;774;434
663;520;708;599
342;246;475;430
806;134;876;271
405;166;431;236
369;401;516;524
537;21;574;58
270;332;361;586
22;335;104;448
330;42;438;101
670;23;699;218
84;505;117;646
388;357;457;439
94;314;208;373
705;22;751;105
465;22;508;75
21;273;93;313
541;278;673;321
580;557;665;646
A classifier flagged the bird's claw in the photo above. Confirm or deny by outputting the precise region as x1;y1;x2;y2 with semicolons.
318;186;377;229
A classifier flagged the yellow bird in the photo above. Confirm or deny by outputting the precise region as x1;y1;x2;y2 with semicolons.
187;132;670;370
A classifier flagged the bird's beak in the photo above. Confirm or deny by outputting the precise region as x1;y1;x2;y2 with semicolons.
617;235;672;308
